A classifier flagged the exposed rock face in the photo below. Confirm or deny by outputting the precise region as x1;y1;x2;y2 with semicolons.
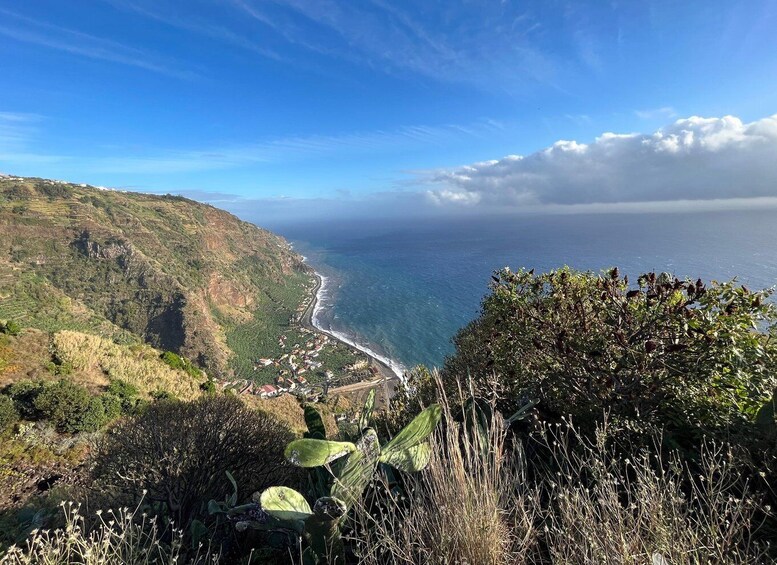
0;176;308;377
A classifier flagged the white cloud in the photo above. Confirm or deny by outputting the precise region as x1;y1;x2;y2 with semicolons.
426;114;777;208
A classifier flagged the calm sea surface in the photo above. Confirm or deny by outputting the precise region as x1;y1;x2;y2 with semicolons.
270;211;777;371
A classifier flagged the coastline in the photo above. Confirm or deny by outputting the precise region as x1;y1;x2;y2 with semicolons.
298;268;404;385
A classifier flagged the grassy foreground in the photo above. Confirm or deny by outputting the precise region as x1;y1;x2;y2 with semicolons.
1;233;776;562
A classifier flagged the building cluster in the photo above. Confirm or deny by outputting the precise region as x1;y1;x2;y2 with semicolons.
254;328;329;379
225;329;341;399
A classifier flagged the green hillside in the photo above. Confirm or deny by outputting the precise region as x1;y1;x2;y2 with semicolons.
0;175;310;378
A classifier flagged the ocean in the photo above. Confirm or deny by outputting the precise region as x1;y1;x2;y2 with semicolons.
270;210;777;372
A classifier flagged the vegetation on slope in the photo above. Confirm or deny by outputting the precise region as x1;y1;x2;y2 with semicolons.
0;175;308;377
2;245;776;562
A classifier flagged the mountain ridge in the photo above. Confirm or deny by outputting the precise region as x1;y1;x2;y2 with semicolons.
0;174;309;377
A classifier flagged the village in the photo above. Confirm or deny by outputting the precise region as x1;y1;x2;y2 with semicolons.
223;322;379;401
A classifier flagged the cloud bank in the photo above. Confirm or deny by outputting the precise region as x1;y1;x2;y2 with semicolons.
427;114;777;208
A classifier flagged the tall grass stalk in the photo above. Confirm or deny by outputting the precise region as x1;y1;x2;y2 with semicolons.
353;378;538;564
352;372;770;564
0;498;218;565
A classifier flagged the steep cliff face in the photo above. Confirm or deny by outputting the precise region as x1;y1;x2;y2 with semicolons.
0;176;309;376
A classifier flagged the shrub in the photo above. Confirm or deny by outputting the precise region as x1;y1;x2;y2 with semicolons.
0;394;19;433
91;395;298;531
106;379;140;413
200;377;216;394
100;393;123;420
6;380;45;419
1;320;21;336
150;389;176;401
160;350;203;379
106;379;138;399
443;268;777;447
160;350;185;370
34;181;73;199
33;380;107;433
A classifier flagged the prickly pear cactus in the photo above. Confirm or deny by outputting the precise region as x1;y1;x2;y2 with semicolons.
285;438;357;467
216;403;443;564
260;486;313;522
331;428;381;507
358;388;376;430
304;405;328;439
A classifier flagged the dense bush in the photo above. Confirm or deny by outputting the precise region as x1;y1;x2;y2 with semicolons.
91;394;298;531
106;379;138;399
100;393;123;420
443;268;777;447
34;181;73;199
160;350;203;379
6;380;45;419
0;394;19;433
33;380;108;433
200;377;216;394
1;320;21;336
106;379;141;413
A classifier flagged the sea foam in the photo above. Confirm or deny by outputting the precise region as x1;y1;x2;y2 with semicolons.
311;271;406;380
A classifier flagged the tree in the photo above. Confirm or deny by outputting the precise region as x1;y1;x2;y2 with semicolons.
443;267;777;447
91;395;298;531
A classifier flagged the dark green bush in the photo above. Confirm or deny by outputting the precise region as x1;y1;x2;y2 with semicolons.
33;380;108;433
200;378;216;394
150;389;176;402
34;181;73;199
107;379;140;413
91;395;298;531
161;351;203;379
6;380;45;419
0;394;19;433
443;268;777;448
100;393;123;420
161;350;185;370
1;320;21;336
107;379;138;399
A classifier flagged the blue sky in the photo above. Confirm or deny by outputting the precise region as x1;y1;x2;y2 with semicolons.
1;1;777;222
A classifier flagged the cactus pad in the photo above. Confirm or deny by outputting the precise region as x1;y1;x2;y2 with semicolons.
381;404;442;457
260;486;313;522
332;428;381;507
379;441;432;473
285;438;357;467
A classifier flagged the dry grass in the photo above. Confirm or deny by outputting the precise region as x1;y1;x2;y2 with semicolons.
351;373;771;565
245;393;339;436
0;499;218;564
539;421;770;564
353;384;538;565
52;331;204;400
